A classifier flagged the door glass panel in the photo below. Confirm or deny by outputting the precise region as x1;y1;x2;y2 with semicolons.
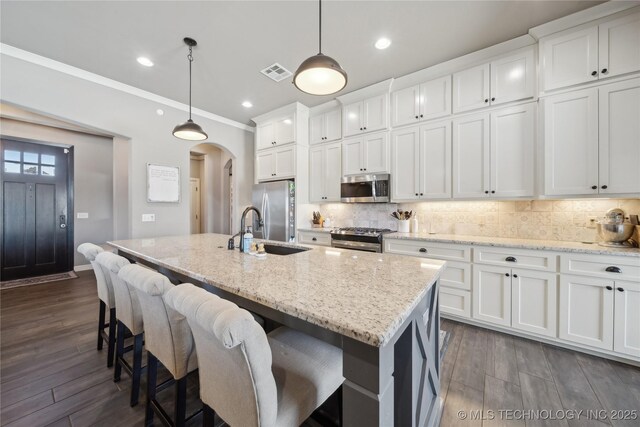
41;166;55;176
4;150;20;161
4;162;20;173
41;154;56;165
23;152;38;163
23;164;39;175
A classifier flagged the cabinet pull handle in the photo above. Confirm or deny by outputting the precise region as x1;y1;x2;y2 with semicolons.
606;285;613;290
591;71;598;76
419;248;427;253
420;193;423;196
505;273;510;277
513;274;518;278
484;190;489;194
415;193;419;196
605;266;621;273
415;115;419;119
363;168;367;171
420;114;423;118
601;185;608;190
363;127;367;130
617;287;624;292
491;97;495;102
601;68;608;74
312;237;317;241
491;190;495;194
360;127;363;131
484;99;489;103
505;256;517;262
591;185;597;190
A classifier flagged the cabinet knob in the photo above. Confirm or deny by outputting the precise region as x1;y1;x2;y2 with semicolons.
420;114;423;118
484;99;489;103
419;248;427;253
363;127;367;130
415;193;419;196
591;71;598;76
364;168;367;171
601;68;608;74
513;274;518;278
360;127;363;131
415;115;419;119
420;193;423;196
505;273;510;277
485;190;489;194
617;287;624;292
491;97;495;102
606;285;613;290
312;237;317;241
591;185;597;190
491;190;495;194
505;256;517;262
360;168;363;171
601;185;608;190
605;266;621;273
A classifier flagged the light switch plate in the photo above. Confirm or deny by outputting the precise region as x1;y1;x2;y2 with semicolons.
76;212;89;219
142;214;156;222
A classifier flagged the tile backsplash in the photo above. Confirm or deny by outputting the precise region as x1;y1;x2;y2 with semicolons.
316;199;640;243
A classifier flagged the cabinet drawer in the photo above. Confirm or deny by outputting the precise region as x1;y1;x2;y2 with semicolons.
560;253;640;282
440;261;471;291
473;246;557;272
384;239;471;262
440;288;471;318
298;231;332;247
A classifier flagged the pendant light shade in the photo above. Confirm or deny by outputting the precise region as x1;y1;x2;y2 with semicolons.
293;0;347;96
173;37;208;141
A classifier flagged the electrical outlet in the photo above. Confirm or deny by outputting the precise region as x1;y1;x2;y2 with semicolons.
586;216;597;228
142;214;156;222
76;212;89;219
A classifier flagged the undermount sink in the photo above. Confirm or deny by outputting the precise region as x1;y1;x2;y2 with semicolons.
262;244;309;256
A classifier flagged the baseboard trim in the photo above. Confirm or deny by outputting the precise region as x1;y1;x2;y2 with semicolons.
74;264;92;272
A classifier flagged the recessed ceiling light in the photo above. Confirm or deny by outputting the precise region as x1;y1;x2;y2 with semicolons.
242;101;253;108
156;109;164;116
375;38;392;50
137;57;154;67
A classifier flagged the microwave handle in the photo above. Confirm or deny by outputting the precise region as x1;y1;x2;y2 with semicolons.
372;176;377;201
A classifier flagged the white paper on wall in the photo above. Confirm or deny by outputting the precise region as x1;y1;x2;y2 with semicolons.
147;163;180;203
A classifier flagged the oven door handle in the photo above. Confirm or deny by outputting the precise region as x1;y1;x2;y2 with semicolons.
331;240;381;253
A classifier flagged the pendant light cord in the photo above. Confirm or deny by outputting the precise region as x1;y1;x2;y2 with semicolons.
318;0;322;54
188;46;193;120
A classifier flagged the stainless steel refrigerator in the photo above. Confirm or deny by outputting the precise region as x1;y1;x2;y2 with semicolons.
251;180;295;242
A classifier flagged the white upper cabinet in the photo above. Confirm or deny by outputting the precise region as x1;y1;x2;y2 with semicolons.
256;114;296;150
309;108;342;145
453;64;490;114
391;127;420;200
343;94;388;137
599;13;640;79
391;76;451;127
256;146;296;182
541;26;599;91
490;49;535;105
453;113;490;198
309;142;342;202
342;132;389;176
256;150;275;181
540;12;640;92
599;78;640;195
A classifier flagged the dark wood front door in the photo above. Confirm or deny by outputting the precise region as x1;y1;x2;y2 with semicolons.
1;138;73;281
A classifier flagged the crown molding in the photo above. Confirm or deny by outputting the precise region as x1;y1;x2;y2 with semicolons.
0;43;255;133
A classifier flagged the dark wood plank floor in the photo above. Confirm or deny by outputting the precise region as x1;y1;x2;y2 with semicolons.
2;272;639;426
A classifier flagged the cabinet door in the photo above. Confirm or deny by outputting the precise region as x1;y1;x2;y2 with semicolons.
473;265;511;326
544;88;599;196
440;288;471;319
541;26;599;91
490;104;535;197
343;102;363;137
324;142;342;202
613;280;640;357
309;115;325;145
256;151;274;181
363;132;389;174
342;138;363;175
391;85;419;127
309;146;325;202
420;76;451;121
453;113;490;198
512;269;558;338
363;94;388;132
599;12;640;79
274;116;295;145
390;127;420;201
490;49;535;105
257;122;275;151
419;121;451;199
324;109;342;142
274;146;295;178
453;63;490;114
559;275;614;350
598;78;640;195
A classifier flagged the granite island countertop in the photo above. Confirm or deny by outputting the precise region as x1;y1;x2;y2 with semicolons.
108;234;445;347
385;232;640;257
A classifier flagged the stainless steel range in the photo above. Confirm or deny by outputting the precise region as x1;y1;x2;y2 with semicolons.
330;227;393;253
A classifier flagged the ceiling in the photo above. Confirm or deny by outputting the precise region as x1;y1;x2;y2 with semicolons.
1;0;607;125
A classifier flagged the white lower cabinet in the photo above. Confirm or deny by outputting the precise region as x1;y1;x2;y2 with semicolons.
473;265;512;326
441;288;471;318
511;269;558;338
614;280;640;357
298;230;332;247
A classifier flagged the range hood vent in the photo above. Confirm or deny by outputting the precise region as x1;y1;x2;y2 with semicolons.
260;63;292;82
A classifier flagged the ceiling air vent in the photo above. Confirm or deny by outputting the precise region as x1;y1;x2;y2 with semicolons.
260;63;292;82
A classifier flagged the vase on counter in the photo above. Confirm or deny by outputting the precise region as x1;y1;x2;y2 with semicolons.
411;217;419;233
397;219;410;233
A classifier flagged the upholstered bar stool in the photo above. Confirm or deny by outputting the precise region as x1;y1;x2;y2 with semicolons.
95;251;145;407
118;264;199;427
77;243;117;368
164;283;344;427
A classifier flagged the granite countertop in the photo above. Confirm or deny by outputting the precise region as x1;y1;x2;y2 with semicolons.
108;234;445;347
386;233;640;257
297;227;334;233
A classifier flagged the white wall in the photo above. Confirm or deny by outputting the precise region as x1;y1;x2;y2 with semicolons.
0;51;254;240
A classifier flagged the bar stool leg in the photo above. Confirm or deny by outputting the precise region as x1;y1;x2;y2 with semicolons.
202;404;216;426
130;333;144;407
114;321;125;382
175;376;187;427
107;308;116;368
97;301;106;350
145;352;158;427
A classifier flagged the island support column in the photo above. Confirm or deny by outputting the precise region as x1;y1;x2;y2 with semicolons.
342;281;442;427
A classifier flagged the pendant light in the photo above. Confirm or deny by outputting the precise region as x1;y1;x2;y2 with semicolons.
293;0;347;96
173;37;208;141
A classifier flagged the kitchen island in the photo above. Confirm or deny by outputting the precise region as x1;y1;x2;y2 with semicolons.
108;233;445;427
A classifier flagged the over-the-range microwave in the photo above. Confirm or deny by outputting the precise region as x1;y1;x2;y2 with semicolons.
340;174;390;203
